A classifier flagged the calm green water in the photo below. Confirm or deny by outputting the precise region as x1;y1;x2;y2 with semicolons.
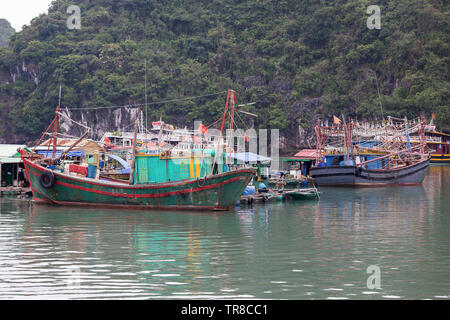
0;165;449;300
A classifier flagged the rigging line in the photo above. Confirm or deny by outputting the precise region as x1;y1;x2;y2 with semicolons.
234;107;250;129
56;112;91;131
65;91;229;111
206;117;222;129
43;132;86;139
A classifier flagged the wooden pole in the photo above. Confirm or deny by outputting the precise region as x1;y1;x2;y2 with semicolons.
357;143;426;167
16;163;19;187
211;89;232;175
129;120;139;185
52;105;60;159
52;86;62;160
341;114;349;162
33;117;57;153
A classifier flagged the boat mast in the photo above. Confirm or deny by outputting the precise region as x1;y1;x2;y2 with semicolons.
129;120;139;185
211;89;233;175
404;116;411;151
342;116;349;162
144;59;148;134
419;115;426;154
227;90;236;165
52;85;62;160
315;120;323;163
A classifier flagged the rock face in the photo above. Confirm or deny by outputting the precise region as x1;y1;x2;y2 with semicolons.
2;1;445;149
58;106;142;140
0;19;15;47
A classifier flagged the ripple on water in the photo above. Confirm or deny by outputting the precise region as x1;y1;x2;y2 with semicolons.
1;167;450;300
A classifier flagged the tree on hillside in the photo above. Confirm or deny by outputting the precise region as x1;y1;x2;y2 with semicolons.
0;19;15;47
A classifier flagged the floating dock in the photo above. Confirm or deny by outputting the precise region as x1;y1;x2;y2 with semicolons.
238;187;320;205
0;187;32;198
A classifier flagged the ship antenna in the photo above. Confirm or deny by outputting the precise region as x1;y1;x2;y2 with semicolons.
144;59;148;133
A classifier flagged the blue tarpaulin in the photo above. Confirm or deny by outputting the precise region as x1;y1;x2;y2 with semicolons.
107;154;130;174
36;150;84;158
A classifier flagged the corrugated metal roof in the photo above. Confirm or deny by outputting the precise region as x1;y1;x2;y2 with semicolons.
0;157;22;164
293;149;318;159
0;144;27;158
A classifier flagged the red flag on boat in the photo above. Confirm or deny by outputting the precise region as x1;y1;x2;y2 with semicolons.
333;115;341;124
432;113;436;120
104;137;111;145
199;124;208;134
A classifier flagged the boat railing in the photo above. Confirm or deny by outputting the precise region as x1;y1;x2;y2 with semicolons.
356;144;427;167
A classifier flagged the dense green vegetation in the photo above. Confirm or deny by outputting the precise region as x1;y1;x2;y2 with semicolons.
0;19;15;47
0;0;448;146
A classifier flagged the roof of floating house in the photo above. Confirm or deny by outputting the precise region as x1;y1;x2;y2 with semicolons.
0;144;29;163
293;149;318;160
36;139;104;154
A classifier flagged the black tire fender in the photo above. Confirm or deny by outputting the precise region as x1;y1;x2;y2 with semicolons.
39;171;55;189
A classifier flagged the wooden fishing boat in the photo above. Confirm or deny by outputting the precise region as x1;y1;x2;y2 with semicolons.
22;89;256;211
413;130;450;163
311;156;430;186
311;116;430;186
20;154;255;211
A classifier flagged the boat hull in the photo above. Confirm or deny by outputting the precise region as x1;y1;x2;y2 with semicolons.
311;158;430;186
286;189;319;200
430;154;450;163
23;158;255;211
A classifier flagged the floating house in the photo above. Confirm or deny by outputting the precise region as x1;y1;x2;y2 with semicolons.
0;144;30;187
34;138;105;164
282;149;318;177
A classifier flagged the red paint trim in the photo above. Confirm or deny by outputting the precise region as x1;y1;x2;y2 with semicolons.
22;159;37;201
32;187;56;202
24;159;244;199
54;176;243;198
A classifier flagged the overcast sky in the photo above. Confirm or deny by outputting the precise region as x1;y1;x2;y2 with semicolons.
1;0;53;31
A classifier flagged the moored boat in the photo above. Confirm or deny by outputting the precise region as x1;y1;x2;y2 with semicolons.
21;89;256;211
21;154;255;211
311;116;430;186
311;156;430;186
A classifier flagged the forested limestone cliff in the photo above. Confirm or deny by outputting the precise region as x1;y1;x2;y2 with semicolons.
0;0;448;151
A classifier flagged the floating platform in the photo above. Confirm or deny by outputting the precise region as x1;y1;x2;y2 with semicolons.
238;188;320;205
0;187;32;198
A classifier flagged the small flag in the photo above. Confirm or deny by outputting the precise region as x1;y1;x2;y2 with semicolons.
104;137;111;145
199;124;208;134
432;113;436;120
333;116;341;124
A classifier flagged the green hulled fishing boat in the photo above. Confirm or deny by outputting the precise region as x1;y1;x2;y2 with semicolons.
21;153;255;211
21;89;256;211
